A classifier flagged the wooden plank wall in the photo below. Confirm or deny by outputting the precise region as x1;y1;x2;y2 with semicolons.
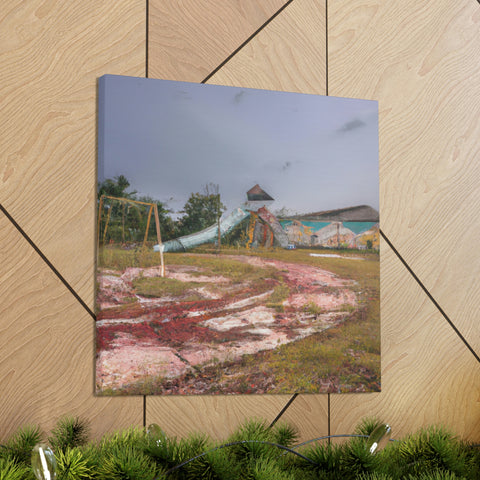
1;0;478;443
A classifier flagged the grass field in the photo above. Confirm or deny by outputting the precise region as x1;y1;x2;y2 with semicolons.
96;244;380;395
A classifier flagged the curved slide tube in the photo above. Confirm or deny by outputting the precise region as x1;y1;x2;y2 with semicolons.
154;207;250;253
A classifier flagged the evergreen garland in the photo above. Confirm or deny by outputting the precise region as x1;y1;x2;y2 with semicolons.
0;416;478;480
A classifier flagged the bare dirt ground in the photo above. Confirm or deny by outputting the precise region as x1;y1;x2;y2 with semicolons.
96;254;357;394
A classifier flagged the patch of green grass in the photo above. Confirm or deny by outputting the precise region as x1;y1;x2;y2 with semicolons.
123;296;138;304
169;254;281;283
99;246;162;270
304;302;325;315
265;283;290;312
268;283;290;303
132;277;201;297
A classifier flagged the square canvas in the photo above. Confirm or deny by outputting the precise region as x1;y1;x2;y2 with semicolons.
96;75;379;395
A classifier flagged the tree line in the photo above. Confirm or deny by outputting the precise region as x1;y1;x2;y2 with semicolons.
98;175;226;245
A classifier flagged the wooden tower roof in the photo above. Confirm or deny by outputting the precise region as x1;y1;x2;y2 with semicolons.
246;184;274;201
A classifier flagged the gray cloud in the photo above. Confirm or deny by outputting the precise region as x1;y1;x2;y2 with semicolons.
233;91;245;104
281;161;292;172
338;118;366;133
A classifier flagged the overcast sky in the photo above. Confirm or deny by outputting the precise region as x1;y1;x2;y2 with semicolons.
98;75;378;218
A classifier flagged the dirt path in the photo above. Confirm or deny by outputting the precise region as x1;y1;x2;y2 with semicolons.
96;255;357;393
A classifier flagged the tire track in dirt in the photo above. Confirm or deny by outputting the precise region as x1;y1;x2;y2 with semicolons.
96;254;357;393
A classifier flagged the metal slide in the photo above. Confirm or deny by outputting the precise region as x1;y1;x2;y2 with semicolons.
154;207;250;253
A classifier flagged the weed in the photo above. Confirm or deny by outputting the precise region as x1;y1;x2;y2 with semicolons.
132;277;200;297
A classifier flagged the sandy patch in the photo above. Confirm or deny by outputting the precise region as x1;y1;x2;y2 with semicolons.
96;333;191;390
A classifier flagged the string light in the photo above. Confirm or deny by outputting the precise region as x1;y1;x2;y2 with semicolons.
31;444;56;480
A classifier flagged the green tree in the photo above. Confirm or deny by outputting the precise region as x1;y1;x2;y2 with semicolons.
137;195;176;242
98;175;176;244
178;184;226;236
98;174;136;199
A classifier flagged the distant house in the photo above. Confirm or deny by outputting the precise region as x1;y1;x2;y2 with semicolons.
280;205;379;250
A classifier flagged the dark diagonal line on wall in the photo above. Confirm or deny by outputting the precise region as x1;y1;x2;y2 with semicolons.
380;229;480;363
201;0;295;84
327;394;331;439
143;395;147;427
269;393;298;428
0;203;96;320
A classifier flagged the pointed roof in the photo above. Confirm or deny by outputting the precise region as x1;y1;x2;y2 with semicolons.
247;184;274;201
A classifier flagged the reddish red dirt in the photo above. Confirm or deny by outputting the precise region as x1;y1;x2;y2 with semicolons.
96;254;357;393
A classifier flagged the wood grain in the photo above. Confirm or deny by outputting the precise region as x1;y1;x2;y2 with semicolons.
275;395;329;442
328;0;480;353
1;0;478;445
146;0;328;441
0;0;145;308
210;0;330;441
0;216;143;442
148;0;288;82
146;395;303;440
209;0;326;95
0;0;145;440
331;238;480;440
147;394;328;443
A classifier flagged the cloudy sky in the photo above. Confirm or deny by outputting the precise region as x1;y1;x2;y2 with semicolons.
98;75;378;218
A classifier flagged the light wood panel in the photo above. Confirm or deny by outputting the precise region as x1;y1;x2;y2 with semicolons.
275;395;328;442
209;0;326;95
147;395;328;443
328;0;480;352
148;0;288;82
0;0;145;440
1;0;477;445
0;216;143;442
146;0;329;439
208;0;330;441
146;395;310;441
0;0;145;307
331;238;480;440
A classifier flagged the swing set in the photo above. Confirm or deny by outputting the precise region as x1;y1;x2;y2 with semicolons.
97;195;165;276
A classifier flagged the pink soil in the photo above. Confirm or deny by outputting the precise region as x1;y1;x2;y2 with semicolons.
96;255;357;393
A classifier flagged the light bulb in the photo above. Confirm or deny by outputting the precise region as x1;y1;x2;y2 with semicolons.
146;423;167;447
31;444;56;480
366;424;392;454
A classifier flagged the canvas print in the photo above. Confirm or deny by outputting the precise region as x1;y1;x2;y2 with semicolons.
96;75;379;395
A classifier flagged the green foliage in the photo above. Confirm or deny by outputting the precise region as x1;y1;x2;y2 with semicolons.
1;416;480;480
132;276;201;298
2;425;42;465
301;442;343;477
48;416;89;452
55;448;91;480
266;283;290;311
98;445;160;480
271;423;298;449
227;419;278;462
339;437;381;478
390;427;469;478
98;175;136;199
180;447;241;480
355;473;393;480
98;175;175;246
405;471;467;479
0;457;32;480
355;417;384;437
177;184;226;237
222;217;249;247
250;457;295;480
137;195;177;242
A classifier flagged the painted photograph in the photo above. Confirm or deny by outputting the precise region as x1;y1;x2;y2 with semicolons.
96;75;379;395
